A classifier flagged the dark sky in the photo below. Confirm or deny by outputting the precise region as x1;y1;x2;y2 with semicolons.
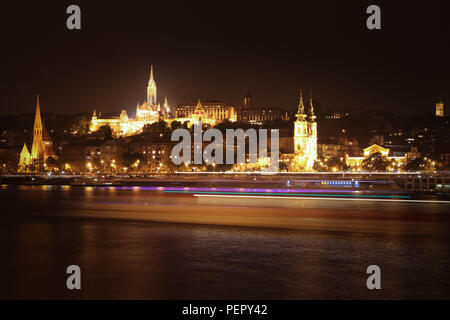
1;1;449;116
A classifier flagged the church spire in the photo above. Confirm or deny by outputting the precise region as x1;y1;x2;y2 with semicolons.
295;89;307;120
31;94;44;169
309;90;316;120
34;94;42;129
147;65;157;105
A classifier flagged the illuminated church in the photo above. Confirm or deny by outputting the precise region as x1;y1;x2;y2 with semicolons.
89;65;231;136
290;89;318;171
90;65;172;136
235;90;318;172
18;95;56;172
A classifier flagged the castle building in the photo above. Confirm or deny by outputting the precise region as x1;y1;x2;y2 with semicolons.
90;66;291;136
18;95;56;172
175;99;230;126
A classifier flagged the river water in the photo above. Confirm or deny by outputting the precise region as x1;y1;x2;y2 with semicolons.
1;185;449;299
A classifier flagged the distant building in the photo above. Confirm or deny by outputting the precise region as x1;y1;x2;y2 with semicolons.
318;139;341;158
58;140;87;172
318;136;361;159
85;139;127;166
436;99;445;117
407;146;421;162
369;135;385;146
129;138;173;173
324;109;352;119
236;107;289;123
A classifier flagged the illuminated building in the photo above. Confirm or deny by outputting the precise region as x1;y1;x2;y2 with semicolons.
90;65;170;136
18;95;56;172
436;99;445;117
174;99;219;127
90;66;290;136
176;95;288;125
175;100;236;124
291;90;318;171
346;144;407;171
18;143;31;170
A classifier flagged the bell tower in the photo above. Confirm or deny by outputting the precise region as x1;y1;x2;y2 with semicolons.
294;89;308;154
306;91;318;168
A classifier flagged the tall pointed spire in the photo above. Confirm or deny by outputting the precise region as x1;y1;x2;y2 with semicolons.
309;90;316;120
31;94;44;169
147;65;157;105
298;89;305;114
34;94;42;129
295;89;306;120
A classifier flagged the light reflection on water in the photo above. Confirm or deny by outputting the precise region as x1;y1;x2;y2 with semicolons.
0;185;449;299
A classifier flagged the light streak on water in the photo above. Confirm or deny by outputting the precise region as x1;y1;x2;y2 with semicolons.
192;194;450;204
163;190;411;199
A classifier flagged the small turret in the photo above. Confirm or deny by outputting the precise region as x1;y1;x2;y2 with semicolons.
243;91;251;108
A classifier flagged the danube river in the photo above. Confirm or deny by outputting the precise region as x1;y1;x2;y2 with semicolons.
1;184;450;299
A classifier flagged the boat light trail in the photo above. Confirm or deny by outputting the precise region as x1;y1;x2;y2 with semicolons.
164;190;411;199
103;186;407;194
191;194;450;204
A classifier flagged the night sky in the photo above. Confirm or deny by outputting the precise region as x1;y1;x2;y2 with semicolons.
1;1;449;116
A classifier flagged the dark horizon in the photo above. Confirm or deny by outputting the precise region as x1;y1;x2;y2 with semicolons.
1;1;449;116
